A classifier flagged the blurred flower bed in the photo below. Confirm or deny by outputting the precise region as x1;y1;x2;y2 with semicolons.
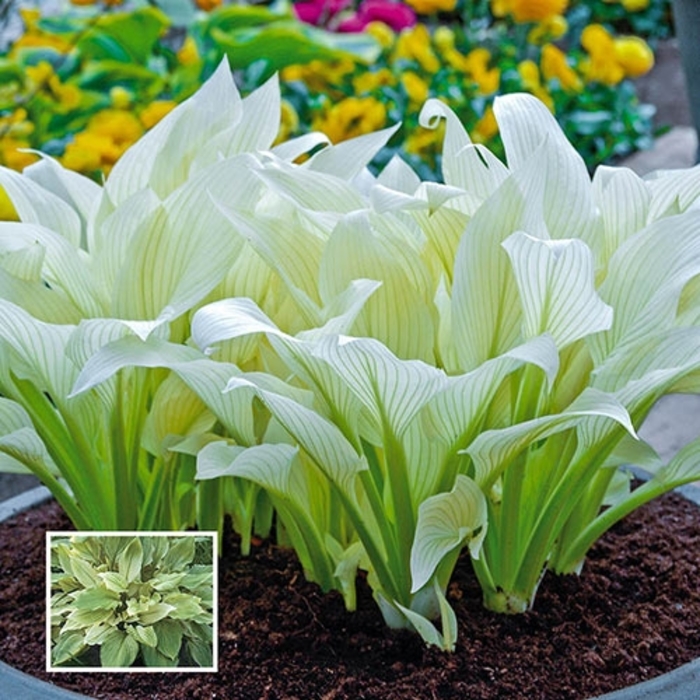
0;0;669;187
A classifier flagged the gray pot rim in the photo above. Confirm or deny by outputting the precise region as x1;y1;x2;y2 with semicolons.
2;484;700;700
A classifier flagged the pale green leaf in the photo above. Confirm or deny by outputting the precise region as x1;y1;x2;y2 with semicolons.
138;602;176;626
127;624;158;648
424;334;559;451
68;556;101;589
100;629;139;667
153;619;183;659
52;630;86;665
590;211;700;364
162;537;195;572
187;638;213;668
311;334;447;438
502;231;612;348
23;155;102;250
106;58;242;203
117;537;143;584
410;475;487;593
592;166;650;264
465;388;637;488
224;379;367;493
0;166;81;246
307;124;400;181
73;588;120;611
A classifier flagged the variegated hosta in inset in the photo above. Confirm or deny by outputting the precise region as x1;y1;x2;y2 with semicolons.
4;58;700;651
49;534;215;668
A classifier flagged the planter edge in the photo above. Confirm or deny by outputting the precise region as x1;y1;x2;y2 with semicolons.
2;484;700;700
0;486;92;699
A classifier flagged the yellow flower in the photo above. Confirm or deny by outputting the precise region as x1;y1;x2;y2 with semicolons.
614;36;654;78
540;44;583;92
401;71;429;105
1;139;39;171
11;13;72;54
275;100;299;145
312;97;387;144
580;24;625;85
621;0;649;11
365;22;395;49
394;25;441;74
139;101;177;129
70;0;96;5
50;77;82;110
353;68;396;94
110;86;132;109
527;14;568;43
472;106;499;144
404;121;444;158
62;133;114;173
25;61;54;88
518;60;554;109
463;48;501;94
0;109;34;140
495;0;568;23
433;26;456;54
90;109;143;145
0;186;18;221
405;0;457;13
177;36;200;66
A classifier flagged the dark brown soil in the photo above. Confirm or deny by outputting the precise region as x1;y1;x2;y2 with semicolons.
2;492;700;700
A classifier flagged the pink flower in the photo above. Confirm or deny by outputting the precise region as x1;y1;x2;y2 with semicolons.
294;0;352;25
337;0;416;32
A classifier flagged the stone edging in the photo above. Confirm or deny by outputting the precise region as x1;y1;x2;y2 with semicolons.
2;484;700;700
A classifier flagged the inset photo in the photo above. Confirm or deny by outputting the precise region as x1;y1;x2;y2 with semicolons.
46;531;217;672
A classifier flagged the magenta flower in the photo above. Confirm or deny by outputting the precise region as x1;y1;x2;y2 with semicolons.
293;0;352;26
337;0;416;32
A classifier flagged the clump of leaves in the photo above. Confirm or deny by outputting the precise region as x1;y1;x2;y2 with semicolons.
49;534;215;668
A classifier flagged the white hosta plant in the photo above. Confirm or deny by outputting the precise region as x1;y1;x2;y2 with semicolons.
4;57;700;650
0;58;397;532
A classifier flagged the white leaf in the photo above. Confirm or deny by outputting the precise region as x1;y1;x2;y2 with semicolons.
410;475;487;593
502;231;612;348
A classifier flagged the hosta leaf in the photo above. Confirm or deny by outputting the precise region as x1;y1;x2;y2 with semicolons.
0;166;82;247
72;587;120;611
138;602;176;626
100;629;139;667
63;606;114;631
69;557;101;589
162;593;205;620
127;624;158;648
502;231;612;348
196;442;301;496
424;335;560;450
162;537;195;572
592;166;650;264
52;630;86;666
0;298;76;398
142;645;179;667
310;335;447;438
307;124;400;181
651;435;700;487
229;378;368;494
106;59;242;203
494;93;596;242
410;475;487;593
589;211;700;364
465;388;637;488
99;571;128;593
318;210;436;362
154;619;184;659
187;638;214;668
117;537;143;584
23;156;102;250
